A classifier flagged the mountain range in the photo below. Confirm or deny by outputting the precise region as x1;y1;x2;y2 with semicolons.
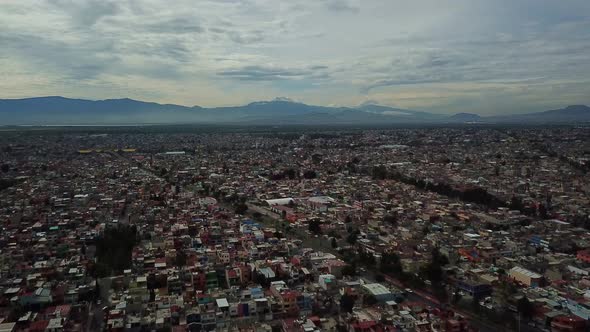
0;96;589;125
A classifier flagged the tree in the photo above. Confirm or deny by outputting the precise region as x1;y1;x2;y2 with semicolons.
423;248;449;304
254;271;270;287
380;252;403;276
509;196;525;211
517;297;535;320
175;250;187;268
340;294;355;313
0;178;16;191
159;167;168;177
538;204;549;219
308;219;322;234
0;164;9;173
331;237;338;249
346;230;359;245
372;165;388;180
311;153;323;164
383;214;397;225
303;170;317;179
95;225;138;277
364;295;378;306
344;215;352;224
342;262;357;277
359;251;376;267
284;168;297;180
497;279;518;310
235;203;248;215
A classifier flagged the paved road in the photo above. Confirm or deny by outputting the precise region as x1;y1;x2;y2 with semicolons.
109;159;533;332
241;204;524;332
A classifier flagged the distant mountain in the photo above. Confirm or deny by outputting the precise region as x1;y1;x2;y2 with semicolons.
0;96;588;125
0;96;202;124
0;97;441;125
447;113;483;122
488;105;590;123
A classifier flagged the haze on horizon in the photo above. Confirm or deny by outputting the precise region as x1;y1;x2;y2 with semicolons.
1;0;590;116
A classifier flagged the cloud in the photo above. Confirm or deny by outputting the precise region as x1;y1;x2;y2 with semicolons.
0;31;118;80
47;0;120;26
0;0;589;113
324;0;359;13
227;30;265;44
218;65;308;81
217;63;333;83
144;17;204;34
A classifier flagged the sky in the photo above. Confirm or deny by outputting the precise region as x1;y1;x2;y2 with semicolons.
1;0;590;115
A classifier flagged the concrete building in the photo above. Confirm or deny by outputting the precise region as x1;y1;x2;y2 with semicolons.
509;266;542;287
361;283;397;303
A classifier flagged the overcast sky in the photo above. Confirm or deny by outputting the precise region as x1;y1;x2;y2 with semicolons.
1;0;590;114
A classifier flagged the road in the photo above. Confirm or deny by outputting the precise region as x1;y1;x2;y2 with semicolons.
110;154;533;332
241;204;524;332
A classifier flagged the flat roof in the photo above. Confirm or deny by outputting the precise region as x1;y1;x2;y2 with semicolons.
362;283;392;296
0;323;16;332
510;266;541;279
216;298;229;308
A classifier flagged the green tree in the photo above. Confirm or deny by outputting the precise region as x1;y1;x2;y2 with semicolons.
235;203;248;215
340;294;355;313
284;168;297;180
95;225;138;276
383;214;397;225
360;251;376;267
175;250;187;268
342;262;357;277
331;237;338;248
380;252;403;276
372;165;388;180
308;219;322;234
303;170;317;179
344;215;352;224
517;296;534;320
364;294;378;306
346;230;359;245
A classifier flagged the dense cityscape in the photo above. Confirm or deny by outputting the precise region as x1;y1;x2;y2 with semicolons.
1;126;589;332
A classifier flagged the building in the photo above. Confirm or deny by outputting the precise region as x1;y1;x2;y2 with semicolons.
455;279;492;299
576;250;590;264
361;283;397;303
509;266;542;287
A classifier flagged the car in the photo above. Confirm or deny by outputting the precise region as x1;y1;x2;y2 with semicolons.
405;288;414;294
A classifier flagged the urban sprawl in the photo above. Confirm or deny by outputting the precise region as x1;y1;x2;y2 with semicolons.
1;126;590;332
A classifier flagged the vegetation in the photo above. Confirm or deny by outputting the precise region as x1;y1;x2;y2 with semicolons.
175;250;187;267
303;170;317;179
235;203;248;215
340;294;356;313
308;219;322;234
94;225;138;277
517;296;535;320
346;229;360;245
341;262;357;277
0;178;17;191
380;252;403;275
421;248;450;304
